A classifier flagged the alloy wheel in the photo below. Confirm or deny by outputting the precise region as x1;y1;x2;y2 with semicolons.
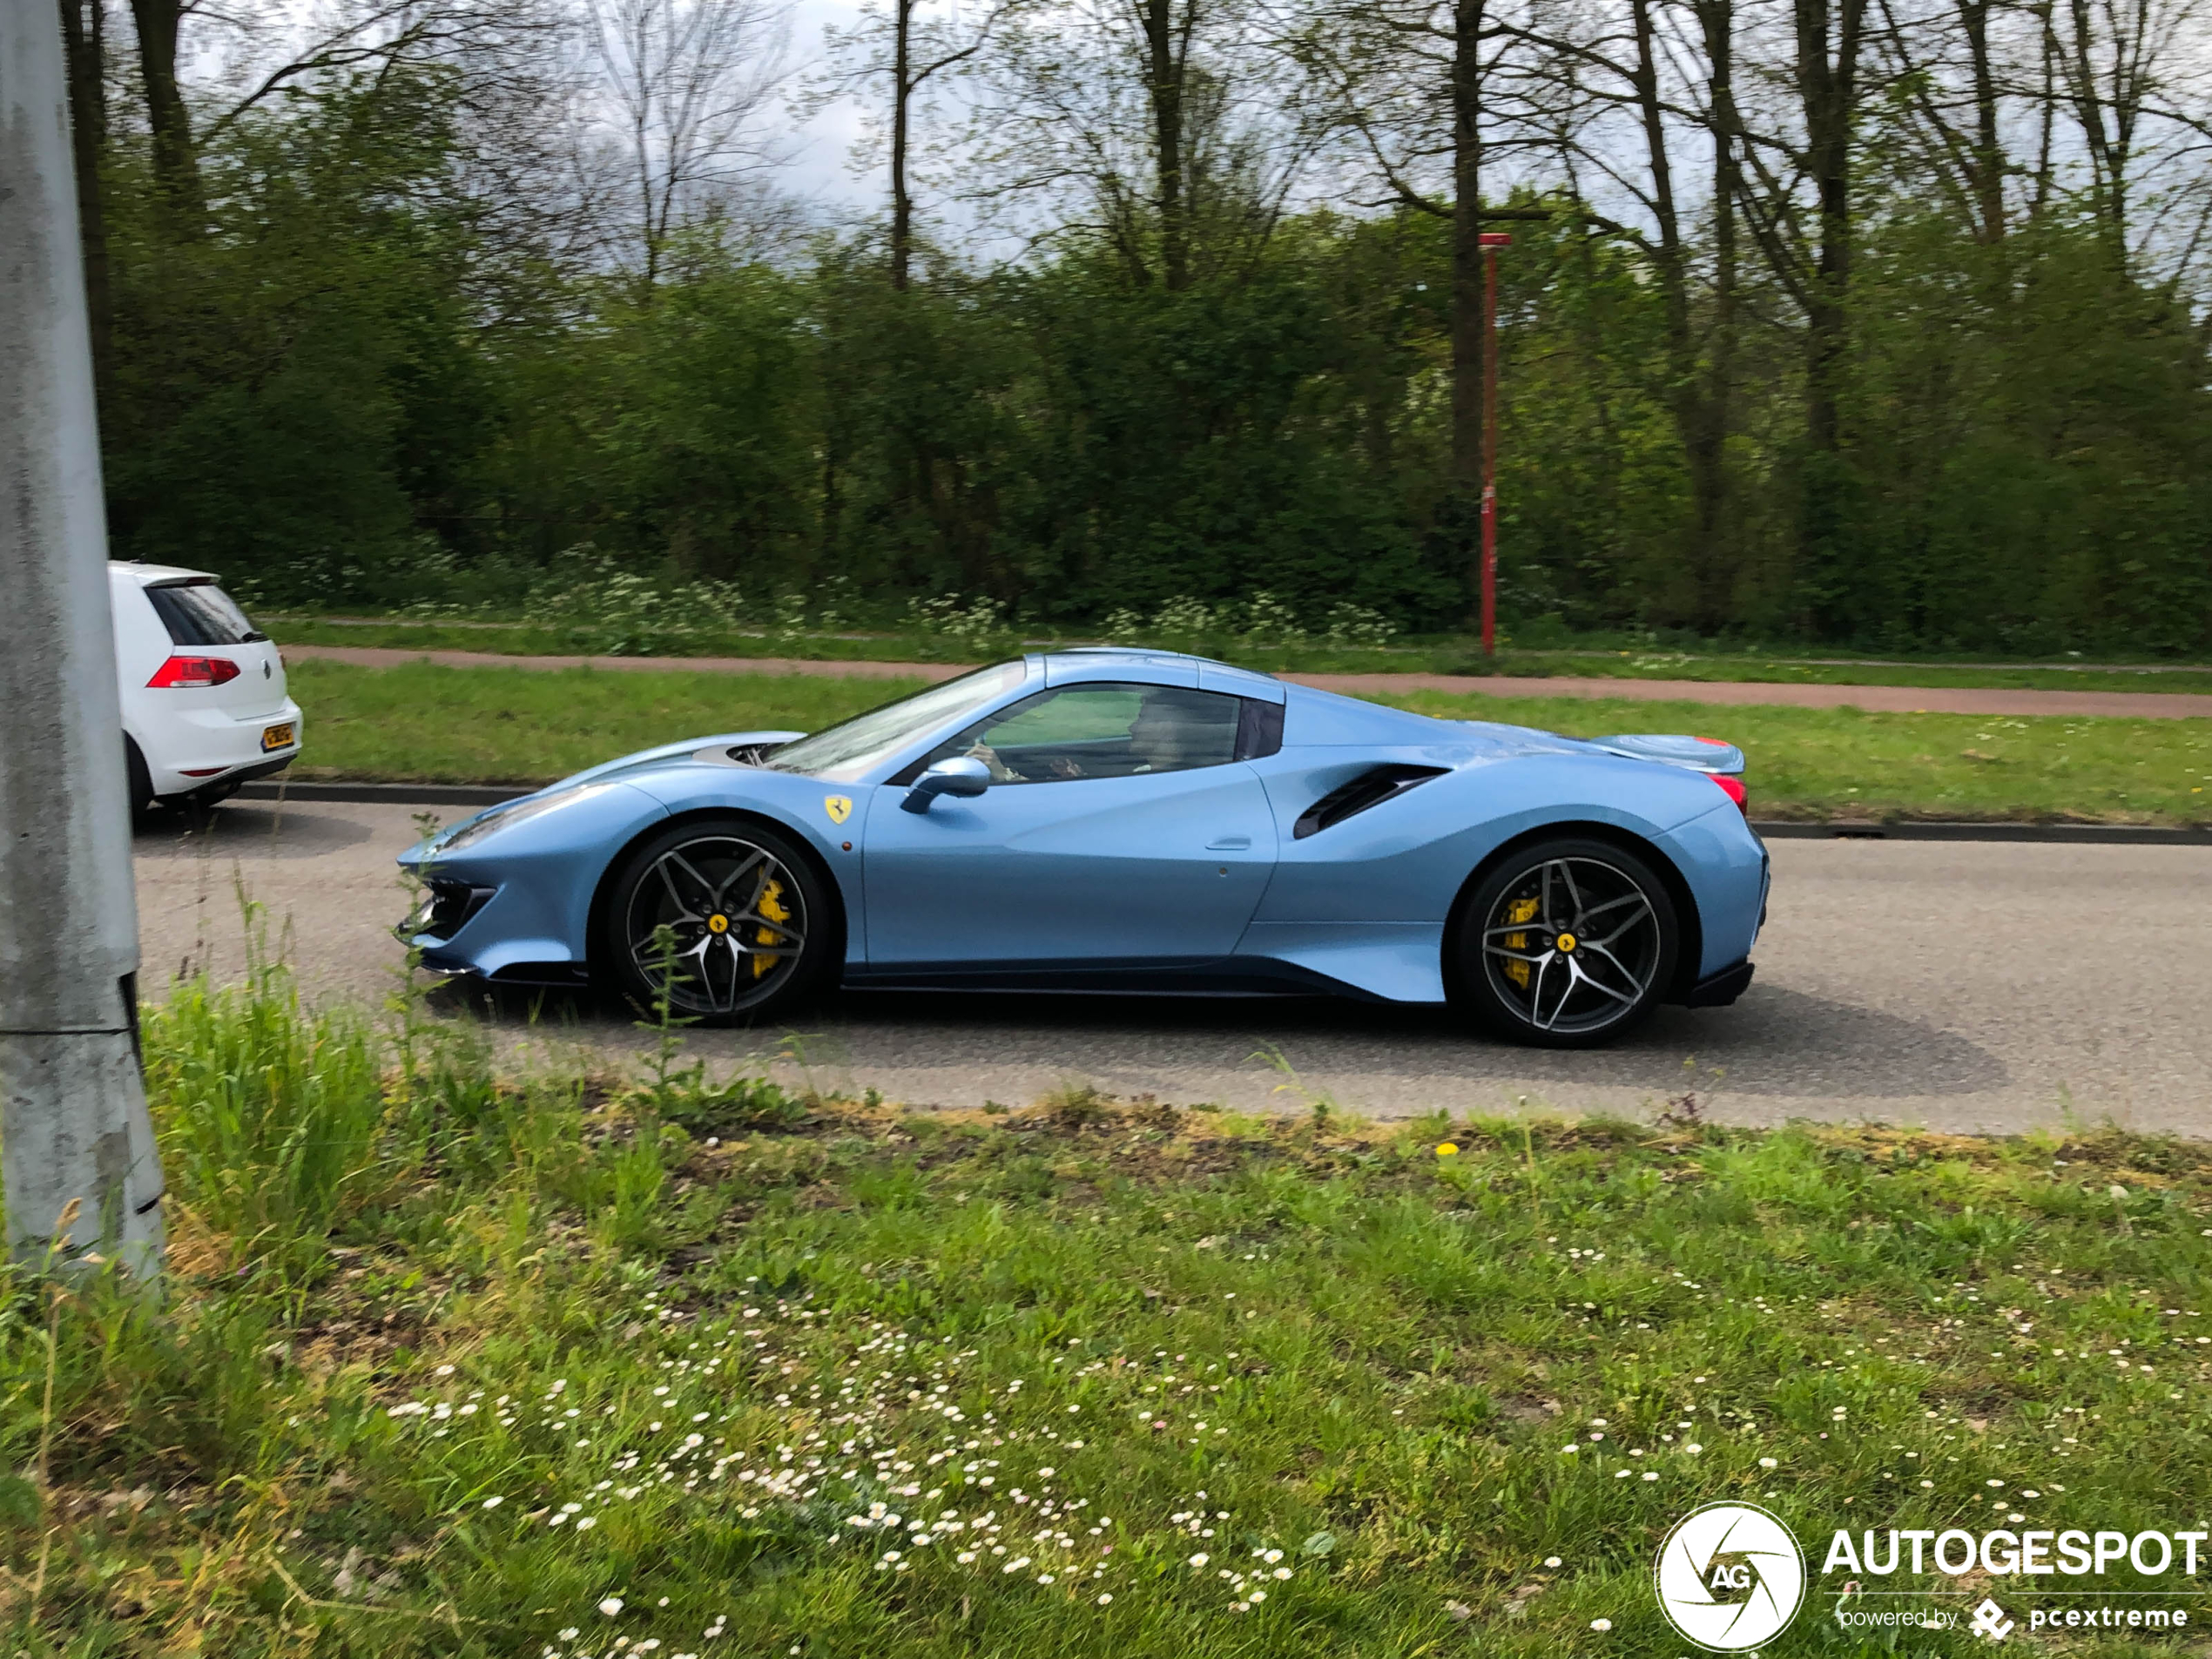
621;834;808;1015
1479;855;1662;1035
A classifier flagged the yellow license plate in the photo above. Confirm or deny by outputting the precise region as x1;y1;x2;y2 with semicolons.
260;722;296;752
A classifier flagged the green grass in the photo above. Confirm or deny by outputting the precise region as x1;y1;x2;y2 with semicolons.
1433;650;2212;695
287;660;2212;822
266;615;2212;694
1377;692;2212;824
11;961;2212;1655
287;661;930;786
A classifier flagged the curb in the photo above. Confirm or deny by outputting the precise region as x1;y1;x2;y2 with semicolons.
240;780;526;807
235;782;2212;844
1754;820;2212;845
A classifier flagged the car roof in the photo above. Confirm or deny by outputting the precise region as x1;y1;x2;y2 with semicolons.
109;559;217;586
1038;645;1285;700
1048;645;1207;665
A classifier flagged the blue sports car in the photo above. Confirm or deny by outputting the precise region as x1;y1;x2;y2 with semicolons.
396;649;1768;1047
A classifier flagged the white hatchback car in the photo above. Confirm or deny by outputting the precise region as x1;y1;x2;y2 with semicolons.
111;561;303;813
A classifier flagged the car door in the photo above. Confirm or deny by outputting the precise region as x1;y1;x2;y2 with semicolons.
860;681;1278;970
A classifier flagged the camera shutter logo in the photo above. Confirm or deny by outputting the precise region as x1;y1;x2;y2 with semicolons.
1655;1502;1806;1651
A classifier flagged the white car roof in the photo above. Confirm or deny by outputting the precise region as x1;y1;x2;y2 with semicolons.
110;559;217;586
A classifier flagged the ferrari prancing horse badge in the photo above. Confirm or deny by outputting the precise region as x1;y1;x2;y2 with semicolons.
824;795;853;825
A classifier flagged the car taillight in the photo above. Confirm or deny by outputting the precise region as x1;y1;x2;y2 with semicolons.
1710;772;1748;813
147;654;242;688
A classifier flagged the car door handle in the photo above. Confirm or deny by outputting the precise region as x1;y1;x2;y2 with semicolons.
1205;835;1252;851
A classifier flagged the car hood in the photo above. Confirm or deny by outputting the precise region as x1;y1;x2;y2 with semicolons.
418;730;806;852
540;730;807;793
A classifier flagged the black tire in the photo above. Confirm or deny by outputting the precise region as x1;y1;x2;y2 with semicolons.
597;817;836;1024
124;735;154;819
1453;836;1680;1049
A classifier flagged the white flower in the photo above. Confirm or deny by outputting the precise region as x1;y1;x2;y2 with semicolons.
482;1495;503;1508
1685;1444;1703;1454
1543;1556;1561;1568
1096;1593;1113;1605
1642;1472;1659;1481
559;1630;579;1642
600;1597;625;1616
1190;1553;1210;1567
1591;1618;1613;1632
1273;1568;1292;1580
1758;1457;1777;1469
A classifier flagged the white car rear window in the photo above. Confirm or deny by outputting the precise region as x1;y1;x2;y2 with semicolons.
145;580;266;646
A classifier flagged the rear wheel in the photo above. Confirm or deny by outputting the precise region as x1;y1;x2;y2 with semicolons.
124;736;153;819
1454;837;1679;1048
597;818;834;1023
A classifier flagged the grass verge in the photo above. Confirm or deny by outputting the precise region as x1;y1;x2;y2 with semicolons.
265;616;2212;695
7;962;2212;1655
285;660;2212;823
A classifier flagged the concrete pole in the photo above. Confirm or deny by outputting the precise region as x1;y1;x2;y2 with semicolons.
0;0;165;1276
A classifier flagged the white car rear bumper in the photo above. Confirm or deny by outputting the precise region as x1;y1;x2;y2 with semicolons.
137;698;304;796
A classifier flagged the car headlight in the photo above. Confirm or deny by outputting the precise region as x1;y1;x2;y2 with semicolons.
432;784;610;855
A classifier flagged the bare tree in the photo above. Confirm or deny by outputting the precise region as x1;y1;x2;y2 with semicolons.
127;0;201;217
586;0;794;288
1294;0;1587;611
965;0;1312;288
58;0;113;399
820;0;1015;287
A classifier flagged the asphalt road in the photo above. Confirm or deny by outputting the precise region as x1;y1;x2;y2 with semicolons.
132;799;2212;1135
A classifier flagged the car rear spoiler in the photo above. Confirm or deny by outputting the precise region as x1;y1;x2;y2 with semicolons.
1588;733;1745;776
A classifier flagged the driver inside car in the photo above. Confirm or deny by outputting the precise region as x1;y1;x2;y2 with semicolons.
960;687;1236;782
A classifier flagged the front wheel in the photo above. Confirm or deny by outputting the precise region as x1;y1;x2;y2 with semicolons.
597;818;835;1023
1453;838;1680;1048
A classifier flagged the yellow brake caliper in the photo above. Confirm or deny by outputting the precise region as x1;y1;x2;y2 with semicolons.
1502;896;1540;988
752;880;792;978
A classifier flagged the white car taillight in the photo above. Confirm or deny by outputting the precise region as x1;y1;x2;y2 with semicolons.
146;653;242;688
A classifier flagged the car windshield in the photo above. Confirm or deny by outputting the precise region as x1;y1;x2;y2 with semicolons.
145;579;266;645
763;660;1029;782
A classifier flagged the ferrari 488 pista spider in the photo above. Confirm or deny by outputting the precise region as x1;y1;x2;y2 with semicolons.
396;649;1768;1046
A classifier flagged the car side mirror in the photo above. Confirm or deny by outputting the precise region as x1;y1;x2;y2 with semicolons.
901;755;990;813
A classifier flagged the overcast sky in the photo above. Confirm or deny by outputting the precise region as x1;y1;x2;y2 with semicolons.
783;0;883;211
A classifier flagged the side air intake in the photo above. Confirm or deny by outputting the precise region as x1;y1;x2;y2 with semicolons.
1293;765;1449;839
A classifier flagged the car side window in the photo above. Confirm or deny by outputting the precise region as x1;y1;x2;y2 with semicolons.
923;683;1245;784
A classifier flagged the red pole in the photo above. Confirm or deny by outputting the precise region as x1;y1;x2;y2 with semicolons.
1479;233;1510;658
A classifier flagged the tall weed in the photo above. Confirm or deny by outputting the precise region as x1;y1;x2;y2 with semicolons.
143;954;388;1271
